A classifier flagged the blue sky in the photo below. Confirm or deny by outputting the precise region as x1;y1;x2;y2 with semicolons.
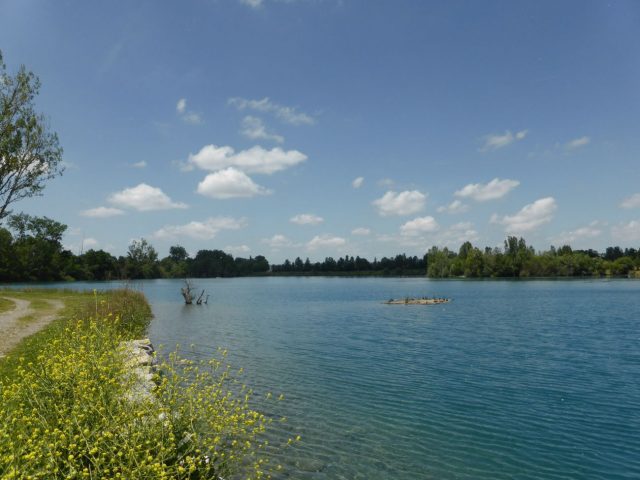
1;0;639;262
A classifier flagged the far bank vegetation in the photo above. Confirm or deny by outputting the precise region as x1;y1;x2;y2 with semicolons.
0;216;638;281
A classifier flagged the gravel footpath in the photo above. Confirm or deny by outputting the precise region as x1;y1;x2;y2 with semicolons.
0;297;64;357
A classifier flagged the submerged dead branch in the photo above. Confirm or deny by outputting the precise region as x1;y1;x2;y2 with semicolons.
181;280;209;305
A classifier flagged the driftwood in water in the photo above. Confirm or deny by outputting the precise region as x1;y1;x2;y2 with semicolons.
181;280;209;305
196;290;205;305
181;280;193;304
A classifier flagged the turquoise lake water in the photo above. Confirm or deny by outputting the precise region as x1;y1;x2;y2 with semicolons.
12;277;640;478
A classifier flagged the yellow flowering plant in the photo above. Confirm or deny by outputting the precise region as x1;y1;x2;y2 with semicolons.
0;290;291;479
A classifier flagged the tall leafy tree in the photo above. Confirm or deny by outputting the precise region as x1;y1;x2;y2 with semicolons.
126;238;160;279
0;227;15;280
81;249;119;280
0;51;64;221
7;213;67;280
169;245;189;262
160;245;190;278
189;249;236;277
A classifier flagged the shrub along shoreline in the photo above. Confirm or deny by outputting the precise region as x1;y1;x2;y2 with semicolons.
0;289;290;479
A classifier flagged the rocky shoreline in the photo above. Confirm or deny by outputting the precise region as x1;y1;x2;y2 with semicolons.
121;338;157;403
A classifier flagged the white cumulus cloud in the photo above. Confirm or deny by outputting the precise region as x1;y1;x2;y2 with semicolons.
620;193;640;209
351;227;371;236
307;234;347;251
480;129;528;151
153;216;247;240
352;176;364;189
176;98;187;114
262;234;295;249
225;244;251;255
228;97;314;125
80;206;125;218
83;237;99;249
239;0;263;8
491;197;557;233
130;160;147;168
455;178;520;202
196;167;272;199
400;216;439;236
188;144;307;174
375;221;479;250
437;222;480;247
437;199;468;214
108;184;187;211
182;112;202;125
290;213;324;225
373;190;426;216
552;221;603;245
565;136;590;150
176;98;202;124
612;220;640;242
240;116;284;143
65;237;100;254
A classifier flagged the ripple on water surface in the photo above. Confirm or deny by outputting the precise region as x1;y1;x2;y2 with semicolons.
135;278;640;479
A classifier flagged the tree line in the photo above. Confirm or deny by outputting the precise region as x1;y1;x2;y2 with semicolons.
425;237;640;278
250;237;640;278
271;254;426;275
1;215;639;282
0;214;268;281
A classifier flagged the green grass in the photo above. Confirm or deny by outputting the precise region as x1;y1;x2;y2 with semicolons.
0;288;153;380
16;314;36;325
27;298;54;311
0;297;15;314
14;297;59;324
0;288;286;479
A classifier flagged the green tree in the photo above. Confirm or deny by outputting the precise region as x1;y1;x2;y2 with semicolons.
7;213;67;280
125;238;159;279
189;249;236;277
610;256;634;275
169;245;188;262
502;236;534;276
81;249;119;280
0;52;64;221
604;246;624;261
253;255;269;272
463;247;484;277
557;245;573;256
8;213;66;243
0;227;15;280
160;245;190;278
426;246;452;277
458;241;473;260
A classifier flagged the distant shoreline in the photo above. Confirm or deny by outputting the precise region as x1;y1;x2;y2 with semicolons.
3;273;639;286
254;271;639;279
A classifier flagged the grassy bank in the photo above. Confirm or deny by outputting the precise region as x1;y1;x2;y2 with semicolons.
0;289;151;380
0;289;288;479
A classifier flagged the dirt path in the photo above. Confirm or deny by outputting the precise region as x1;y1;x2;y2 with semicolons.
0;297;65;358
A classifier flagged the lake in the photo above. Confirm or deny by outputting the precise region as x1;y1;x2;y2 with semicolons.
13;277;640;479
